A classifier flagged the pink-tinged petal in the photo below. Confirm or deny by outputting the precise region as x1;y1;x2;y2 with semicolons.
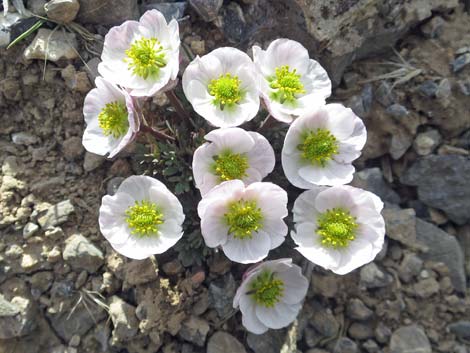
246;131;275;178
244;182;288;219
221;231;271;264
197;180;245;218
291;222;318;248
324;103;356;140
292;188;326;223
205;127;255;154
200;200;230;247
262;218;288;249
281;151;314;189
264;39;310;75
313;186;357;213
139;9;171;44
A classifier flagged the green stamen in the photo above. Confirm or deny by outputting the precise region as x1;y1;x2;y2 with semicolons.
249;270;284;308
211;150;249;182
125;37;166;79
297;128;338;167
208;73;243;110
125;200;164;237
316;208;358;248
224;200;263;239
268;65;306;105
98;101;129;138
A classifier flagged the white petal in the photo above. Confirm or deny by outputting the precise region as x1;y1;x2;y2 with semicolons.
239;294;268;334
277;267;309;304
255;301;302;330
262;218;288;249
246;131;275;178
281;149;315;189
292;188;326;223
324;103;356;140
197;180;245;218
99;193;135;245
200;200;230;247
244;182;288;219
291;222;317;248
264;38;310;75
205;127;255;154
298;161;355;186
313;186;356;213
222;231;271;264
117;175;155;200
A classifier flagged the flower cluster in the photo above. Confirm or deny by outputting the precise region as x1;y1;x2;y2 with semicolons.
81;9;386;336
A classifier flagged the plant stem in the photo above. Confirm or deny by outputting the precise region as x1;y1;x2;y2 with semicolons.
259;113;276;131
141;124;175;142
165;90;191;122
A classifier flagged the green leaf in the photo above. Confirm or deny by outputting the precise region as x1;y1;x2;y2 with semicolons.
7;19;45;50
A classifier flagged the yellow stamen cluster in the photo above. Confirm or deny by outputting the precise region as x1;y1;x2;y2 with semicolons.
224;200;263;239
125;37;166;79
298;128;338;167
98;101;129;138
208;73;243;110
316;207;358;248
248;270;284;308
211;150;249;182
269;65;306;104
125;200;164;237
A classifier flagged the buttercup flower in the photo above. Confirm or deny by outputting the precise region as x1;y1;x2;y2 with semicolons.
253;38;331;123
83;77;139;158
98;10;180;97
182;47;260;127
197;180;288;263
193;128;275;196
291;185;385;275
233;258;309;334
99;175;185;259
282;103;366;188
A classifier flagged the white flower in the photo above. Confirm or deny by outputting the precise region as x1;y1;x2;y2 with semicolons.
99;175;185;260
197;180;288;263
193;127;275;196
233;258;309;334
182;47;260;127
281;103;367;188
291;185;385;275
252;38;331;123
98;10;180;97
82;77;139;158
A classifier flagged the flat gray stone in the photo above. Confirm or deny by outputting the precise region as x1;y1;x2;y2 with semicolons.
63;234;104;273
207;331;247;353
38;200;75;229
390;325;431;353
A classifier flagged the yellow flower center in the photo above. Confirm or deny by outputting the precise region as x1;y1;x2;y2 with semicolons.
212;150;249;182
249;270;284;308
317;208;358;248
224;200;263;239
297;128;338;167
98;101;129;138
125;200;164;237
125;37;166;79
208;73;243;110
268;65;306;105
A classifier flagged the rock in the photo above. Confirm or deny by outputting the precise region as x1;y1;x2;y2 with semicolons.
63;234;104;273
390;325;431;353
0;12;23;47
359;263;393;289
452;53;470;73
23;222;40;238
346;298;373;321
107;177;125;195
420;16;445;38
247;330;285;353
62;136;84;161
61;65;92;93
375;81;395;107
162;259;184;275
207;331;247;353
458;80;470;96
362;339;380;353
413;130;441;155
83;152;105;172
436;78;452;105
141;2;187;22
109;296;139;342
21;253;41;271
208;274;236;318
375;322;391;344
189;0;222;22
311;305;339;338
24;28;78;61
2;155;20;176
0;295;37;339
27;0;47;16
12;131;39;145
45;0;80;23
383;208;417;247
413;278;440;299
220;2;247;43
333;337;358;353
418;80;439;97
38;200;75;228
178;316;210;347
401;155;470;225
123;258;158;286
77;0;139;25
386;103;408;118
447;321;470;340
398;253;423;282
351;168;400;204
348;322;374;340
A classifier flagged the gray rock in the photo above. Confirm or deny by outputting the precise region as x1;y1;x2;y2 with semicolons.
362;339;380;353
458;80;470;96
383;208;416;247
27;0;47;15
62;136;84;161
348;322;374;340
413;130;441;156
24;28;78;61
447;321;470;340
420;16;445;38
452;53;470;73
311;305;339;338
77;0;139;25
334;337;358;353
375;322;391;344
12;131;39;145
0;12;23;47
436;78;452;104
346;298;373;321
109;296;139;342
247;330;284;353
415;219;466;293
83;152;105;172
401;155;470;225
220;2;246;43
45;0;80;23
361;84;374;113
2;155;20;176
351;168;400;204
375;81;395;107
0;295;37;339
63;234;104;273
348;95;366;118
141;2;187;22
418;80;438;97
398;253;423;282
189;0;223;22
386;104;408;118
178;316;210;347
359;263;393;289
390;325;431;353
107;177;125;196
208;273;236;318
413;278;440;299
207;331;247;353
38;200;75;228
23;222;40;238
